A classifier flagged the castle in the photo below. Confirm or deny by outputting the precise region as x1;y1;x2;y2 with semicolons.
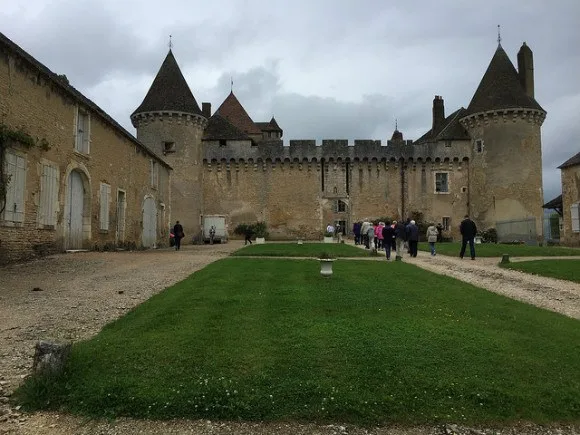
131;39;546;242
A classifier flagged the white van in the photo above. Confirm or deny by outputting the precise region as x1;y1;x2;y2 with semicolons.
202;215;228;243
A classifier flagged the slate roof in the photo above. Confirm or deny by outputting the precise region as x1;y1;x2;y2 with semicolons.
0;31;171;168
203;114;251;141
132;50;203;117
256;117;282;132
542;194;562;209
215;92;263;135
558;150;580;169
415;108;470;144
464;44;544;117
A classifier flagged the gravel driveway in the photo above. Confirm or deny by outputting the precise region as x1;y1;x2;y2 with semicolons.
0;242;578;435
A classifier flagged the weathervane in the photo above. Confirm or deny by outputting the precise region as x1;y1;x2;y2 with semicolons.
497;25;501;46
230;76;233;92
169;35;173;50
395;118;398;131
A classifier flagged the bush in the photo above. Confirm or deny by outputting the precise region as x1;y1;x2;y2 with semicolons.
234;222;269;238
323;231;334;237
479;228;498;243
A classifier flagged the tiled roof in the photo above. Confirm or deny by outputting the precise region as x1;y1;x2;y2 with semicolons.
215;92;263;135
0;31;171;168
415;108;470;143
558;150;580;169
132;50;203;117
464;45;544;117
203;114;251;141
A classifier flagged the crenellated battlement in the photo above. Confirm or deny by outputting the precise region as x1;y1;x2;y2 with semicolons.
203;138;470;165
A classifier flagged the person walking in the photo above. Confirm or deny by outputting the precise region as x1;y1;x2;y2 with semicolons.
244;225;253;245
367;222;375;251
361;221;370;249
209;225;216;245
459;215;478;260
375;221;385;250
394;220;406;260
173;220;184;251
353;222;361;245
382;220;395;260
426;222;439;256
406;220;419;257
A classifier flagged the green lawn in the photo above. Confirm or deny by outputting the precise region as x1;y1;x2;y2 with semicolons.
16;259;580;425
418;242;580;257
500;259;580;283
232;242;370;257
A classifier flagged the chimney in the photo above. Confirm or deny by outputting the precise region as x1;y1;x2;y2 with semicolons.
202;102;211;118
432;96;445;134
517;42;534;98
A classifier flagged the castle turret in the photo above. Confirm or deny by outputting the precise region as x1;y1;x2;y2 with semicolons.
460;42;546;240
131;49;208;241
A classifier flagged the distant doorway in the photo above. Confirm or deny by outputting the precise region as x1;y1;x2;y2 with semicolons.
116;190;126;244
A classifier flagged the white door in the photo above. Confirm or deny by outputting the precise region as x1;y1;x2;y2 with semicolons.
142;197;157;248
116;190;126;244
66;171;84;249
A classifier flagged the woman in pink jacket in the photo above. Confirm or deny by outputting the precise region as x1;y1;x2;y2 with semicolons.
375;221;385;249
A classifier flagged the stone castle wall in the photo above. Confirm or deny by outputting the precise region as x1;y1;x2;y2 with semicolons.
561;165;580;246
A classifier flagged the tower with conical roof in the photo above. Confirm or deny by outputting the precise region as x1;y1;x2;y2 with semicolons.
131;49;208;240
460;41;546;239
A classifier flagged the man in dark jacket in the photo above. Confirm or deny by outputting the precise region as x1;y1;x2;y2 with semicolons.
459;215;477;260
382;221;395;260
406;220;420;257
173;221;184;251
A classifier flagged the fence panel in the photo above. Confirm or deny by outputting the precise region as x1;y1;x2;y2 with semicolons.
495;218;537;244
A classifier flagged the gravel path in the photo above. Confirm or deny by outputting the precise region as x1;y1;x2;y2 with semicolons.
0;242;578;435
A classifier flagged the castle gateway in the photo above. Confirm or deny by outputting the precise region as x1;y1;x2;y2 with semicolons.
132;41;545;242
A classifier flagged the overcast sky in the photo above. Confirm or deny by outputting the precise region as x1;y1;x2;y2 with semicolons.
1;0;579;201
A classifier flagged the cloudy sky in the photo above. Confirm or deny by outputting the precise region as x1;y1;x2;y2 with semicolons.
1;0;579;201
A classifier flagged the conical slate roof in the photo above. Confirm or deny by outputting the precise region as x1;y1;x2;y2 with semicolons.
132;50;203;117
215;91;262;135
203;114;251;141
464;45;544;117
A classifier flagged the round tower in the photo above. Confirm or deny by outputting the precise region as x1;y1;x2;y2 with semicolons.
131;49;207;242
459;42;546;241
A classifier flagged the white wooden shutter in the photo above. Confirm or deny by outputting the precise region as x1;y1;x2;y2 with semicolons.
100;183;111;230
39;164;58;226
3;152;25;223
571;203;580;233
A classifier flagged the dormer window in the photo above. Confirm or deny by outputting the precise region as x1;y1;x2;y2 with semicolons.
475;139;484;153
219;140;227;147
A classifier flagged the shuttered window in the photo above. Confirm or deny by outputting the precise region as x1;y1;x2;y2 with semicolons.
99;182;111;230
39;163;58;226
571;203;580;233
150;160;159;189
75;108;90;154
3;151;26;223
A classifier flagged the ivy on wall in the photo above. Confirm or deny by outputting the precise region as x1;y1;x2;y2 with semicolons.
0;123;50;214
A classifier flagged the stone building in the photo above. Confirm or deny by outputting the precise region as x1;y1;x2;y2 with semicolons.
133;39;546;242
0;32;172;264
547;151;580;245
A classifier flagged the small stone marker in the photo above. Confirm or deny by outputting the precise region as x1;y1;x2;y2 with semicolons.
32;341;71;376
501;254;510;264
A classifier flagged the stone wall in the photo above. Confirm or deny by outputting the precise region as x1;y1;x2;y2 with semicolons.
0;43;171;264
560;164;580;246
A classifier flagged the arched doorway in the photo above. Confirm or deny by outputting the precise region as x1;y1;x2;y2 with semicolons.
142;196;157;248
65;170;85;249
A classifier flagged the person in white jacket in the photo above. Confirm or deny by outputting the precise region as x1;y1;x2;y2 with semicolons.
426;223;439;256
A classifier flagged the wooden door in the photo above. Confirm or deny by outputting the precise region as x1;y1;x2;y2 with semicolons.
142;197;157;248
116;190;126;244
66;171;84;249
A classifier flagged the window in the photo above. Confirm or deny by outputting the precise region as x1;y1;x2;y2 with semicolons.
38;163;58;227
571;203;580;233
163;141;175;154
219;140;227;147
475;139;484;153
3;150;26;223
336;200;347;213
445;140;452;147
99;183;111;231
442;217;450;231
150;160;159;189
435;172;449;193
75;108;90;153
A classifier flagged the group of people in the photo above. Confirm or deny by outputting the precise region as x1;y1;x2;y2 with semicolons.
352;215;478;261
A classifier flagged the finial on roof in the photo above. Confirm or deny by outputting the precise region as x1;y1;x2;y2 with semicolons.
497;25;502;46
168;35;173;50
230;77;233;92
395;118;398;131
